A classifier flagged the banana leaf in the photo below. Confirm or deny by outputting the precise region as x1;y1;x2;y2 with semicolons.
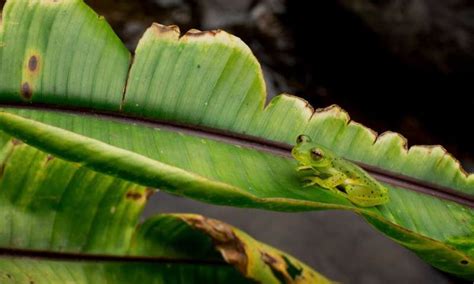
0;138;328;283
0;0;473;279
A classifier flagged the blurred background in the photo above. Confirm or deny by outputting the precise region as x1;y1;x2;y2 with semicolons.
3;0;473;282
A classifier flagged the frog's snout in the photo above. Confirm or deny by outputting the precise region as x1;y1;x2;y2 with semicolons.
291;147;297;157
291;147;301;160
291;147;309;165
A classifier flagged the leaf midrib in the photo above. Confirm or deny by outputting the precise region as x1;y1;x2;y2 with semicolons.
1;102;473;208
0;247;226;265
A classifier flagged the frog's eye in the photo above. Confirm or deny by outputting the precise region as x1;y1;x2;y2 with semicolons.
311;148;324;160
296;135;311;144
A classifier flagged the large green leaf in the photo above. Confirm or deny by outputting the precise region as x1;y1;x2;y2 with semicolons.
0;0;129;108
0;0;473;279
0;138;328;283
0;260;247;284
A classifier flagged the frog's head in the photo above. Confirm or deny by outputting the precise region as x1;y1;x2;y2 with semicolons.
291;135;334;168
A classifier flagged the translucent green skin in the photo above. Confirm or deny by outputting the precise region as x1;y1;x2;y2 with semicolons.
292;135;389;207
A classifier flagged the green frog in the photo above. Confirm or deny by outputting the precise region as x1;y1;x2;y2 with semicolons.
292;135;389;207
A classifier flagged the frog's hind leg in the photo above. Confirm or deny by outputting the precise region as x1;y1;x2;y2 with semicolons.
329;184;350;199
342;184;389;207
303;175;345;189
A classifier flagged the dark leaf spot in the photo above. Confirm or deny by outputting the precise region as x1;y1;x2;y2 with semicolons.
145;188;154;200
460;260;468;265
6;274;12;279
28;55;38;71
260;251;286;283
21;82;32;99
46;155;54;163
0;164;5;179
260;251;278;265
197;64;201;69
186;29;218;37
282;255;303;280
126;191;142;200
152;23;179;35
186;216;248;272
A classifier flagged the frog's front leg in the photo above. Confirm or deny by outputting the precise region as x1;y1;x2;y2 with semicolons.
297;165;313;171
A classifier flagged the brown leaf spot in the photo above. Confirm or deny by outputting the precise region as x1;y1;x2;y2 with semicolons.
259;251;292;282
186;29;219;37
45;154;55;163
145;188;155;200
259;252;289;283
153;23;179;34
184;216;248;274
11;139;22;146
21;82;32;100
151;23;180;39
461;260;468;265
28;55;38;71
260;251;278;265
126;191;142;200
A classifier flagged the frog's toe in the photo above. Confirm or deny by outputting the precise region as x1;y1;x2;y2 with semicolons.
303;179;319;187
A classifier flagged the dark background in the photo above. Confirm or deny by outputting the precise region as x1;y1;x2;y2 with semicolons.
2;0;473;282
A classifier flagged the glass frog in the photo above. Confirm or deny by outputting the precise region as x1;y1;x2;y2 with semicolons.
291;134;389;207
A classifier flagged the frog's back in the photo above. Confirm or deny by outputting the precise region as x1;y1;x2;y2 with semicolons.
333;157;381;187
